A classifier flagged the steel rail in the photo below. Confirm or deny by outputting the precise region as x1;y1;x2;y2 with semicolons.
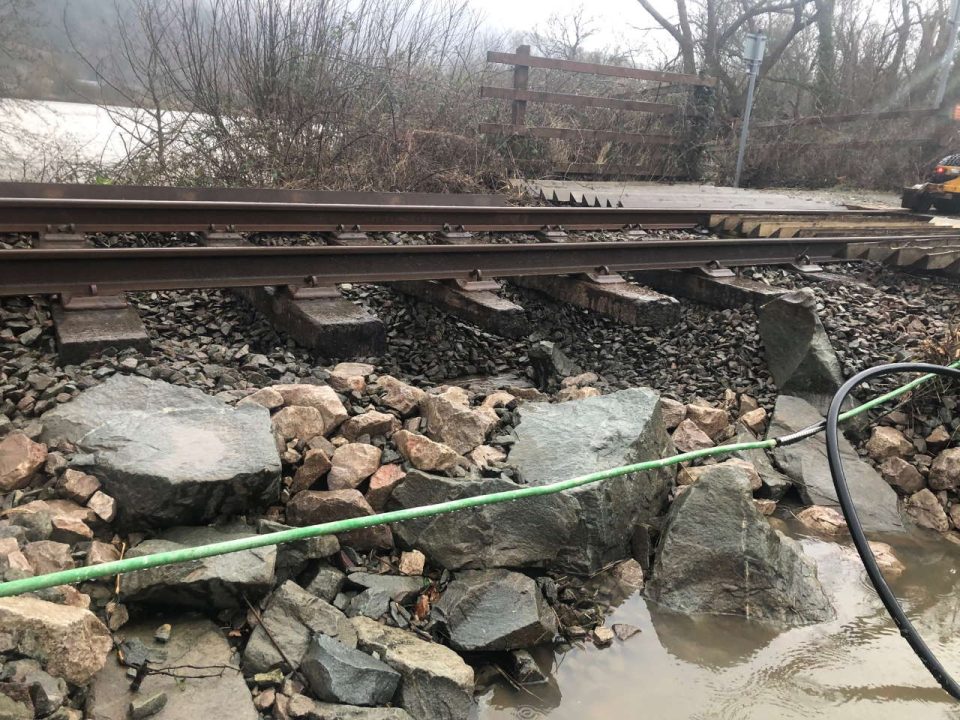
0;181;510;207
0;237;897;297
0;197;916;234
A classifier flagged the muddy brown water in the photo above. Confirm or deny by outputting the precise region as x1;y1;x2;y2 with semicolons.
477;528;960;720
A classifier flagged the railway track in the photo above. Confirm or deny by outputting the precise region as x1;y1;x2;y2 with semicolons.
2;181;960;362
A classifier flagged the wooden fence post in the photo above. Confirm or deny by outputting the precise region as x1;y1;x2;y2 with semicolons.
511;45;530;127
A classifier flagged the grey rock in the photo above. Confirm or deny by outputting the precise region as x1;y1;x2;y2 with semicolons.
0;659;66;717
242;580;357;674
731;422;792;500
258;519;339;583
528;340;581;389
303;564;347;602
287;695;414;720
88;617;257;720
301;634;400;706
346;572;426;602
351;616;474;720
121;525;276;608
346;589;392;619
40;375;281;528
768;395;903;532
757;289;844;412
433;569;557;652
647;466;834;626
508;649;548;684
388;471;578;570
130;692;167;719
507;388;675;573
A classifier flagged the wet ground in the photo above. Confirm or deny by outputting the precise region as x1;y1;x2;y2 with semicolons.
478;527;960;720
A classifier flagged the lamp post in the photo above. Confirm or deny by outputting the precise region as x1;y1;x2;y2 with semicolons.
733;33;767;188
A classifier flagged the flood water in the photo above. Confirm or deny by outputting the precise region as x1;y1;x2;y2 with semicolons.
477;528;960;720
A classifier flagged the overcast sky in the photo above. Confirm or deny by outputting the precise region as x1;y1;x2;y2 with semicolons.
473;0;675;61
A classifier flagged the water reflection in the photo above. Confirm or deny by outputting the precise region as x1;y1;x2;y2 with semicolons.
478;533;960;719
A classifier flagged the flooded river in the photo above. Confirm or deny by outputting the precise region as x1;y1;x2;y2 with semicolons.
477;529;960;720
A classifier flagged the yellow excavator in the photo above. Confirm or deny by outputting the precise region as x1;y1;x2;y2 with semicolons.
902;153;960;212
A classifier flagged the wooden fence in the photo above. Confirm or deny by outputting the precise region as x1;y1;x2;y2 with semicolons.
480;45;717;178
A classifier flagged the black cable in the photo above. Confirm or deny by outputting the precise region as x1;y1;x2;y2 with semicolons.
825;362;960;701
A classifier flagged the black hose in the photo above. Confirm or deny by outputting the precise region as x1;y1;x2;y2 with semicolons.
825;362;960;701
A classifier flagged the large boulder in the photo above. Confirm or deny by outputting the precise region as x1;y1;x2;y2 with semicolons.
88;618;257;720
507;388;675;573
243;580;357;673
40;375;281;528
351;617;474;720
646;467;834;626
768;395;903;533
0;596;112;684
433;569;558;652
758;289;844;412
387;471;578;570
120;525;276;608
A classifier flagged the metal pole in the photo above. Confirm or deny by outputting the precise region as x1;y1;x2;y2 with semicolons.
733;59;759;188
934;0;960;108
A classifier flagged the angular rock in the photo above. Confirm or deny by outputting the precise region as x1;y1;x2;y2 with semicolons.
301;633;400;706
87;491;117;523
769;395;903;533
292;448;332;494
731;422;792;500
341;411;400;442
555;386;601;402
420;390;498;455
660;398;686;430
399;550;425;577
2;659;67;717
270;384;349;434
0;433;47;492
758;289;845;411
87;540;120;566
508;388;674;573
347;572;426;603
49;515;93;544
930;448;960;491
130;692;167;719
22;541;73;575
685;404;729;441
0;537;32;577
375;376;427;417
303;564;347;602
273;406;326;442
286;490;392;551
0;596;111;684
366;465;405;511
258;519;339;582
904;488;949;532
481;391;515;409
40;375;280;528
879;457;925;494
647;470;834;625
0;684;32;720
327;444;381;491
740;407;768;434
926;426;951;453
389;470;578;569
434;569;558;651
796;505;847;536
351;616;474;720
393;431;460;472
287;695;414;720
239;387;285;410
677;459;761;491
59;469;100;504
866;426;913;460
672;419;714;453
121;525;276;608
468;445;506;469
328;363;375;393
528;340;581;389
243;580;357;673
89;618;257;720
869;541;905;579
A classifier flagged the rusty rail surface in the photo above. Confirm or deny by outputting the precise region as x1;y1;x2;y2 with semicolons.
0;237;920;297
0;181;510;207
0;196;923;235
